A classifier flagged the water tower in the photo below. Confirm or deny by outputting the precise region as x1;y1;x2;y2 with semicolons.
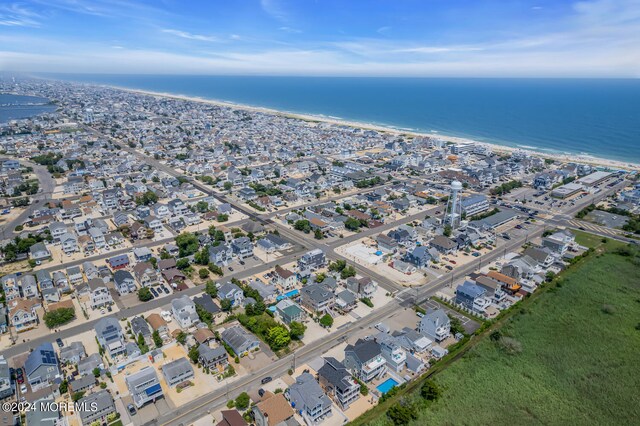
445;180;463;229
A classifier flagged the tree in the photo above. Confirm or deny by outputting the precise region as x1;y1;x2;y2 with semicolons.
345;217;361;231
266;326;291;350
43;307;76;328
59;380;68;394
176;258;190;270
205;280;218;297
138;287;153;302
208;263;224;276
387;403;418;425
176;331;187;345
152;330;163;348
328;260;347;272
420;379;441;401
235;392;250;410
198;268;209;279
320;314;334;328
221;299;233;312
443;224;452;237
289;321;306;340
223;181;233;191
217;213;229;222
92;367;101;378
448;315;465;336
175;232;199;257
194;247;209;265
314;229;324;240
294;219;311;233
72;391;85;403
137;333;149;354
188;344;200;364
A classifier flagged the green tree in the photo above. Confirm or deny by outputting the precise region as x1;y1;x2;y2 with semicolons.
340;265;356;280
175;232;199;257
138;287;153;302
92;367;101;378
217;213;229;222
152;330;163;348
266;326;291;350
235;392;250;410
443;224;452;237
188;344;200;364
205;280;218;297
198;268;209;279
345;217;361;231
176;331;187;345
289;321;306;340
314;229;324;240
137;333;149;354
387;403;418;425
420;379;441;401
59;380;68;394
320;314;334;328
194;247;210;265
221;299;233;312
43;307;76;328
72;391;85;403
208;263;224;276
223;181;233;191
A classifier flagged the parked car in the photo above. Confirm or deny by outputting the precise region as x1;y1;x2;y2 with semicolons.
128;404;137;415
56;338;64;348
261;377;272;384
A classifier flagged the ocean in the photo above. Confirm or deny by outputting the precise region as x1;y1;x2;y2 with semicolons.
41;75;640;164
0;93;56;124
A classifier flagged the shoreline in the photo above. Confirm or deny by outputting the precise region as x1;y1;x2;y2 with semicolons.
63;82;640;171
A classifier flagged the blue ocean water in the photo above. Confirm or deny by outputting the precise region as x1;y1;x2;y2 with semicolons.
0;93;56;124
45;75;640;164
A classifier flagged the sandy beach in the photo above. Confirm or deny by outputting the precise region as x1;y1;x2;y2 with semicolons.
110;85;640;172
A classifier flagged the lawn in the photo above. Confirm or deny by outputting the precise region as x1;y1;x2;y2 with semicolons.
365;244;640;425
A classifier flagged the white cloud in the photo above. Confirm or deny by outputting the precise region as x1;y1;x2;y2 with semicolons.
0;3;42;27
278;26;301;33
161;29;220;42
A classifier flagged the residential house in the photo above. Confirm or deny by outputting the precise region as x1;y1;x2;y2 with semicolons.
95;317;126;358
88;227;106;250
404;246;432;268
218;282;245;307
29;242;51;262
376;234;398;254
60;232;79;254
198;345;229;370
0;355;14;399
542;230;575;256
217;410;248;426
146;313;169;341
171;295;199;328
345;276;377;299
523;246;556;268
161;357;194;387
19;274;39;299
297;249;326;273
418;309;451;343
252;392;295;426
25;343;60;391
344;339;386;382
209;244;234;266
334;290;358;313
221;325;260;357
113;270;137;295
9;299;39;332
59;341;86;365
430;236;457;254
106;254;129;270
133;262;159;287
192;294;222;317
88;278;113;309
455;281;491;315
300;283;335;314
78;353;104;377
317;357;359;410
375;334;407;372
287;373;332;425
66;266;84;286
392;327;433;354
131;316;152;346
78;390;116;426
125;366;163;408
231;236;254;259
275;299;306;325
274;265;297;290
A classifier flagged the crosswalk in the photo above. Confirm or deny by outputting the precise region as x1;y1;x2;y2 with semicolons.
566;219;622;236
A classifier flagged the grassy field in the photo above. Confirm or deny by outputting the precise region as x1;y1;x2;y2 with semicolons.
363;240;640;425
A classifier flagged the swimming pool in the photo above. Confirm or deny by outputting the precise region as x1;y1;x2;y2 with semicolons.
376;378;399;394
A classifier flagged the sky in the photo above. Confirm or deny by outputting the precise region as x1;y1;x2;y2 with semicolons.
0;0;639;77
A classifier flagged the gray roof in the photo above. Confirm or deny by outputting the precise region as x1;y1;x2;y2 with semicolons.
94;317;122;337
58;342;85;362
25;343;57;377
161;357;194;380
172;294;195;310
78;390;115;422
125;366;158;390
346;339;380;363
317;358;356;393
289;372;332;412
198;345;227;363
131;316;151;337
78;353;102;376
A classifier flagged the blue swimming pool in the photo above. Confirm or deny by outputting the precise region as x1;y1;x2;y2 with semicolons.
285;289;299;298
376;378;399;394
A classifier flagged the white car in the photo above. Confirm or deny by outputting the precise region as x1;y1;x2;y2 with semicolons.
20;384;27;394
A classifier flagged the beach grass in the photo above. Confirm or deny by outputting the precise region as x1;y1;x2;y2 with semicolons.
360;243;640;426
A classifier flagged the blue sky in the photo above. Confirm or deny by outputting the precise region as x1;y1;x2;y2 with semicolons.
1;0;639;76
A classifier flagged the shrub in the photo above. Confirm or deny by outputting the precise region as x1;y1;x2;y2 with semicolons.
420;379;441;401
43;307;75;328
235;392;250;410
387;402;418;425
137;287;153;302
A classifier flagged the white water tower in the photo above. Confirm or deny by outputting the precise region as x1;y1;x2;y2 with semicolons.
445;180;463;229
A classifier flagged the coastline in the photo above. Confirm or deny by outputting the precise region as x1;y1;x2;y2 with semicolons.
98;84;640;172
